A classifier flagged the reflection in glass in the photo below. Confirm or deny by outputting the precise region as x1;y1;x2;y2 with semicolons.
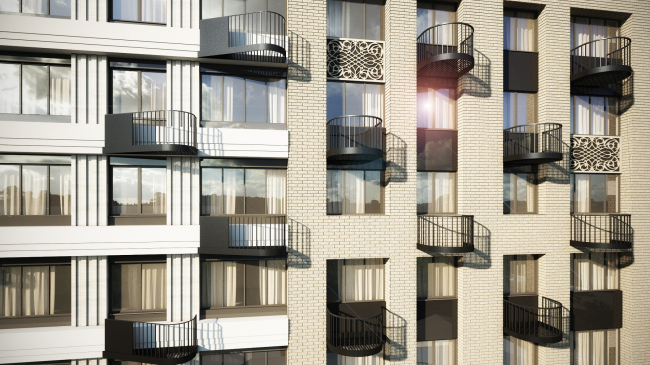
141;71;167;112
112;167;139;215
345;82;363;116
267;79;286;124
50;0;71;16
113;0;138;21
590;174;605;213
22;0;47;14
246;79;266;123
0;63;20;114
49;165;71;215
141;0;166;23
417;172;456;214
326;82;344;121
141;168;166;215
326;170;343;215
223;168;245;214
0;165;20;216
345;1;364;39
22;165;47;215
223;76;245;122
202;168;223;215
22;65;48;115
0;0;20;12
111;263;141;312
49;67;71;116
244;169;266;214
112;70;139;114
202;75;223;122
365;170;381;214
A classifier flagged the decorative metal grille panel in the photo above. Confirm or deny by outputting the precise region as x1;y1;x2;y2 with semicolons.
327;38;384;82
570;136;620;172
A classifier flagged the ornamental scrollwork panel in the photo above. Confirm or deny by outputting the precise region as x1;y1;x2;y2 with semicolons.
570;136;620;172
327;38;384;82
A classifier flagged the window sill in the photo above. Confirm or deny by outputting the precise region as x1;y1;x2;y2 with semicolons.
109;19;167;26
0;215;71;226
110;311;166;322
0;313;71;329
109;215;166;225
0;11;71;19
203;305;287;319
201;121;287;130
0;114;71;123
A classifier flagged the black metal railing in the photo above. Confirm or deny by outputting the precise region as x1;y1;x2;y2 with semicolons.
327;308;384;356
228;11;286;62
327;115;384;156
417;22;474;61
503;297;562;343
132;110;197;149
571;37;631;78
417;215;474;252
227;215;287;249
503;123;562;162
571;214;632;249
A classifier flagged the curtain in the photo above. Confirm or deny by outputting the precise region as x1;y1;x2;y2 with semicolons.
416;8;432;36
573;18;590;51
573;254;590;291
509;256;536;295
344;170;365;214
504;336;537;365
592;331;606;365
434;89;453;129
417;89;431;128
267;79;286;124
606;253;619;290
0;165;20;216
223;76;245;122
49;66;71;116
22;165;47;215
434;9;451;45
329;353;384;365
575;331;590;365
327;170;344;215
591;253;606;290
140;71;166;112
49;165;71;216
326;0;343;38
141;168;166;215
141;263;166;311
433;172;455;213
224;261;239;306
266;170;286;215
22;266;49;316
591;97;606;135
574;174;590;213
202;262;223;308
202;168;223;215
22;0;48;15
504;93;515;129
574;330;619;365
223;169;244;214
342;259;384;302
590;20;606;57
141;0;166;23
573;96;590;134
364;84;383;119
262;260;286;305
433;257;456;297
0;63;20;114
0;267;21;316
202;75;223;122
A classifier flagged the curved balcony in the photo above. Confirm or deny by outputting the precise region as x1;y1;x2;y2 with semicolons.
104;110;197;156
571;214;632;250
503;123;563;167
199;11;286;63
571;37;632;89
503;297;563;344
103;316;197;365
417;215;474;253
327;115;384;162
199;215;287;257
417;22;474;81
327;308;384;357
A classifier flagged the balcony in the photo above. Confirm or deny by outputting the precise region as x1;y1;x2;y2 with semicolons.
503;297;563;344
570;214;632;250
417;22;474;82
571;37;632;90
417;215;474;253
327;301;384;357
327;115;385;163
104;110;197;156
199;215;287;257
199;11;286;63
503;123;563;167
103;316;197;365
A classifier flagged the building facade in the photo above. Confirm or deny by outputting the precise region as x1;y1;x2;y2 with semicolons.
0;0;648;364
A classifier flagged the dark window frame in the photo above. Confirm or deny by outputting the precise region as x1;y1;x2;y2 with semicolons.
108;256;167;319
326;169;385;216
326;0;385;41
503;172;538;215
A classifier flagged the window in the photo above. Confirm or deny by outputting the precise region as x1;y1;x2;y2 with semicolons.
326;0;383;40
201;259;286;310
202;0;286;19
201;168;286;215
417;87;456;129
573;329;619;365
504;336;537;365
0;155;71;217
417;2;455;36
571;17;619;50
417;172;456;214
0;261;71;320
571;253;619;292
504;10;537;52
201;71;286;124
0;61;71;116
327;352;384;365
202;349;287;365
327;82;383;121
417;340;457;365
110;158;166;218
327;259;384;303
110;62;166;114
504;255;537;296
571;96;619;136
110;258;166;316
417;256;456;299
0;0;71;17
327;170;383;215
503;173;537;214
571;174;619;214
503;92;537;129
111;0;166;23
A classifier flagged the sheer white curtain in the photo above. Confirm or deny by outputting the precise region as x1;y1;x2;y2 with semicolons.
342;259;384;302
141;0;166;23
572;253;619;292
590;22;606;57
267;80;286;124
504;336;537;365
574;330;619;365
509;256;536;295
266;170;286;215
344;171;365;214
0;165;20;216
50;67;71;116
606;253;619;290
433;172;454;213
224;261;238;306
261;260;286;305
364;84;383;119
590;97;606;135
573;174;590;213
22;266;49;316
141;263;166;311
435;10;452;45
223;169;241;214
434;89;454;129
0;267;21;316
591;253;606;290
516;17;529;51
418;257;456;299
573;254;590;291
329;353;384;365
573;96;590;134
573;19;590;51
202;262;223;308
22;166;47;215
223;77;244;122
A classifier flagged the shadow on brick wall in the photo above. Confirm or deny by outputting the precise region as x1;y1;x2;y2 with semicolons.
463;220;492;269
386;132;408;184
383;308;407;361
620;75;634;113
288;30;311;83
288;218;312;269
458;49;491;98
539;141;570;185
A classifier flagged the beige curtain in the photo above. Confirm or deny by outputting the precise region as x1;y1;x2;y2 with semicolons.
342;259;384;302
202;262;224;308
0;267;21;316
267;79;286;124
0;165;20;216
224;261;239;306
574;330;619;365
49;66;71;116
22;266;49;316
525;175;536;214
266;170;286;215
330;353;384;365
141;263;166;311
260;260;286;306
504;336;537;365
344;171;365;214
22;166;47;215
433;172;456;214
418;257;456;299
509;256;536;295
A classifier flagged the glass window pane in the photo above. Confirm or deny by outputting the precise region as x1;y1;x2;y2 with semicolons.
326;0;343;38
503;173;513;214
50;265;71;315
141;167;166;215
590;174;605;213
516;174;528;213
516;92;528;126
326;170;343;215
0;165;20;216
326;82;344;121
504;16;515;50
344;82;363;116
141;0;166;23
112;167;139;215
607;175;619;213
0;266;21;316
202;168;223;215
246;0;265;13
0;0;19;12
112;70;139;114
223;0;244;16
51;0;72;16
141;263;166;310
365;3;382;40
49;165;71;216
202;74;223;122
112;0;138;21
0;63;20;114
225;261;245;307
344;170;364;214
223;352;245;365
266;169;286;214
345;1;364;39
365;171;381;214
223;76;245;122
202;261;224;308
245;351;266;365
417;171;430;214
267;350;287;365
22;266;49;316
267;79;286;124
202;353;225;365
141;71;167;112
22;165;47;215
245;79;266;123
244;169;266;214
49;67;71;116
417;88;432;128
22;0;47;14
22;65;48;115
417;7;433;36
245;261;261;306
364;83;383;119
434;172;455;213
202;0;222;19
223;169;245;214
111;263;140;312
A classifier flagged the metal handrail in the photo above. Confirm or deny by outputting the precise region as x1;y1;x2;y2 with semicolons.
417;22;474;61
571;36;631;76
224;214;287;249
503;122;562;158
131;110;197;148
327;115;383;153
327;308;383;353
503;297;562;341
417;215;474;250
571;214;632;246
133;316;197;360
228;11;286;60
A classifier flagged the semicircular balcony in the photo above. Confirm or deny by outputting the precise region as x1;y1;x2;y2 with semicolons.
199;215;287;257
417;215;474;253
104;110;198;156
327;307;384;357
503;297;563;344
327;115;384;163
503;122;563;167
417;22;474;82
570;214;632;250
103;316;197;365
199;11;287;63
571;37;632;89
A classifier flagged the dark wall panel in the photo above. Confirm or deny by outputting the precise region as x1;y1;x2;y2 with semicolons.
417;298;457;341
504;50;538;93
571;290;622;331
417;129;457;172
